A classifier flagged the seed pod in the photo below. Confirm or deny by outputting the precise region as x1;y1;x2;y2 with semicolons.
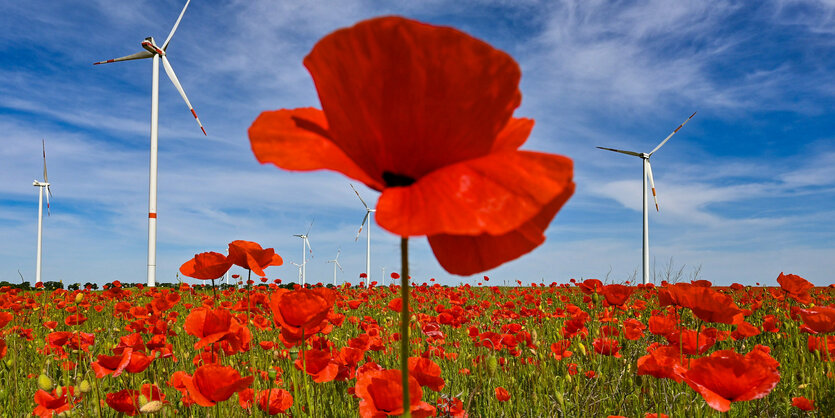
268;368;278;380
486;355;498;376
140;401;164;414
37;374;54;391
75;293;84;303
79;380;92;393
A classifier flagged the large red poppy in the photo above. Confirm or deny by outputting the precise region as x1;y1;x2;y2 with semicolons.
33;387;77;418
180;364;254;407
270;287;336;339
355;368;436;417
179;252;233;280
799;306;835;334
91;348;133;378
184;307;251;352
776;272;814;304
408;357;445;392
257;388;294;415
227;240;283;277
675;348;780;412
249;16;574;275
658;283;744;325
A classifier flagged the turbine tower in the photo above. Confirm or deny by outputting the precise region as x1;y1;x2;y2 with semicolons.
292;220;314;286
327;249;343;286
33;140;52;284
597;112;696;285
94;0;206;287
351;184;375;287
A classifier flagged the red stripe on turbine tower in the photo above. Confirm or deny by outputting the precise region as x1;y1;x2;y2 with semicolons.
149;213;157;218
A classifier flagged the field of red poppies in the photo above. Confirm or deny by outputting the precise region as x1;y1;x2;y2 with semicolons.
1;241;833;417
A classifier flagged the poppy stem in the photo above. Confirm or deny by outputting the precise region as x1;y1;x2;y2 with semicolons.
400;236;411;418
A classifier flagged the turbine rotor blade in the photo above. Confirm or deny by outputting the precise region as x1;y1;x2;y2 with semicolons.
649;111;697;156
350;184;369;209
162;0;192;51
355;212;369;241
42;139;48;183
646;161;659;211
160;55;207;135
306;218;314;236
93;50;154;65
46;186;52;216
596;146;642;157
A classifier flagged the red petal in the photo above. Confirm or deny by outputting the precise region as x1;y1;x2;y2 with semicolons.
377;151;573;237
427;180;574;275
249;108;382;190
304;16;522;181
491;118;534;152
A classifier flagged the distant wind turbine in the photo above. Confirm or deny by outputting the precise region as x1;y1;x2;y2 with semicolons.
292;220;314;286
351;184;375;287
597;112;697;285
33;139;52;284
327;249;343;286
290;261;303;282
94;0;206;287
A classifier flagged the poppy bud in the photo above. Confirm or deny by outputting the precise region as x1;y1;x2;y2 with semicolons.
4;359;13;368
79;380;92;393
75;293;84;303
486;355;498;375
54;385;63;397
37;374;54;391
555;391;564;408
577;343;587;356
140;401;164;414
138;394;149;407
592;293;601;303
268;368;277;380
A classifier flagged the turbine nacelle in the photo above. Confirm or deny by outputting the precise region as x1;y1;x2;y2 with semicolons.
141;37;165;56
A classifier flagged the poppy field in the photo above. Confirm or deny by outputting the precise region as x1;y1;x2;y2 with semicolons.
2;248;834;417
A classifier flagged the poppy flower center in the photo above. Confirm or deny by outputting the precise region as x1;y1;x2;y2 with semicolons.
383;171;416;188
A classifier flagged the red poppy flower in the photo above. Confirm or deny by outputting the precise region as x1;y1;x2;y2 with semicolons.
799;306;835;334
105;385;165;416
592;338;622;358
355;368;436;417
0;339;6;360
776;272;814;304
674;348;780;412
658;283;744;325
295;348;339;383
227;240;283;277
0;312;12;329
637;343;685;383
248;16;574;275
602;284;632;306
257;388;294;415
181;364;254;407
495;386;511;402
179;252;233;280
184;306;250;352
550;340;573;360
731;321;761;340
792;396;815;411
807;335;835;358
623;318;647;340
92;348;133;378
408;357;445;392
270;287;335;340
64;314;87;326
33;387;77;418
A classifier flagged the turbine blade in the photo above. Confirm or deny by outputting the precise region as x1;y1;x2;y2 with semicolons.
646;161;659;211
46;186;51;216
649;111;697;156
350;184;369;209
42;139;48;184
162;0;192;51
355;212;369;241
306;218;315;236
596;146;642;157
306;238;313;256
93;50;154;65
160;55;206;135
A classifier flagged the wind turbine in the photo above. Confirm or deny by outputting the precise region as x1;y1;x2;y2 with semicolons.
292;220;314;286
94;0;205;287
33;140;52;284
327;249;343;286
351;184;375;287
597;112;696;285
290;261;303;283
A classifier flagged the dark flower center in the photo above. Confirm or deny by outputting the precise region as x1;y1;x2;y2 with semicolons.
383;172;416;188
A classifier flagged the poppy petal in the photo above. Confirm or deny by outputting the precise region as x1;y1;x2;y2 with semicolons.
427;180;575;275
304;16;522;181
249;108;382;190
490;118;534;152
378;150;573;237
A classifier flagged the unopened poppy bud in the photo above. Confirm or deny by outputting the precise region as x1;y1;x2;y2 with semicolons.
54;385;63;397
486;355;498;375
268;368;278;380
37;374;54;391
798;383;809;389
577;343;587;356
137;394;149;407
79;380;92;393
555;391;564;408
592;293;601;303
140;401;164;414
4;359;13;368
75;293;84;303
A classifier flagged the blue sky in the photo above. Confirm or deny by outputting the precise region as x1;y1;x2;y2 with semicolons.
1;0;833;287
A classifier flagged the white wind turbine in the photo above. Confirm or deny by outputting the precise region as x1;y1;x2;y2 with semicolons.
290;261;303;283
327;249;343;286
292;220;314;286
351;184;375;287
94;0;205;287
33;140;53;284
597;112;696;285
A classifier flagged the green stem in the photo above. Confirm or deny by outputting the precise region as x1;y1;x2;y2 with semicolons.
400;237;411;418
